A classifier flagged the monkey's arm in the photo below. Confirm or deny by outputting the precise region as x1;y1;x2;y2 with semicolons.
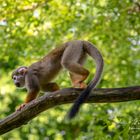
25;72;40;102
25;91;38;103
17;72;40;111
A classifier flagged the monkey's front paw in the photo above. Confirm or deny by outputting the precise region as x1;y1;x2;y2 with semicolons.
16;103;27;111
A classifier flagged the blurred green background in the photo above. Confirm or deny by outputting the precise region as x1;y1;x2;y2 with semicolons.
0;0;140;139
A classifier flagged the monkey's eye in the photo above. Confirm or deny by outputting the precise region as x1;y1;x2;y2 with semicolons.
13;76;16;80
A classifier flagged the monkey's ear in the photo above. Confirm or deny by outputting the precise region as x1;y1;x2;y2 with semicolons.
18;67;28;75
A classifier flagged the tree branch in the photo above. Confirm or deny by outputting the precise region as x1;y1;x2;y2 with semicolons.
0;86;140;135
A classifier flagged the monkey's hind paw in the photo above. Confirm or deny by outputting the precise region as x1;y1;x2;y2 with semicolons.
79;82;87;88
73;81;87;89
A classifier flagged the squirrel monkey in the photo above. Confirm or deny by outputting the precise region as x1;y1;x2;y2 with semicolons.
12;40;104;119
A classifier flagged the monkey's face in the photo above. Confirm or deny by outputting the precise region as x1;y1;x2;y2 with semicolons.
12;66;28;88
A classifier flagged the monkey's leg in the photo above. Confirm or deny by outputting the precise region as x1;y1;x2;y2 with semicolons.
61;43;89;88
66;64;89;88
42;82;60;92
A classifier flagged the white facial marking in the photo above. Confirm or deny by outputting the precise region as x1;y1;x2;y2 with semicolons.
18;68;25;73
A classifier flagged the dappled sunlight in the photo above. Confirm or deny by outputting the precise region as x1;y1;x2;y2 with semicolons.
0;0;140;139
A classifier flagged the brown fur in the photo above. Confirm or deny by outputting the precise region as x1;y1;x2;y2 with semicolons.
12;40;104;115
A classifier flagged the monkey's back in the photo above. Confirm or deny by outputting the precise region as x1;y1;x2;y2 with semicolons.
28;44;67;87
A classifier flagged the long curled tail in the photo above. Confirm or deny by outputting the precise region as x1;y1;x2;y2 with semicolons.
68;41;104;119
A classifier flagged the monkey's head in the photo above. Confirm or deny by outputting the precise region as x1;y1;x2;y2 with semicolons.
12;66;28;88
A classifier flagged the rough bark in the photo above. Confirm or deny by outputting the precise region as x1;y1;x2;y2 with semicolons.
0;86;140;135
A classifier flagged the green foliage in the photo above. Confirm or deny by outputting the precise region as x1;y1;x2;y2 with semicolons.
0;0;140;139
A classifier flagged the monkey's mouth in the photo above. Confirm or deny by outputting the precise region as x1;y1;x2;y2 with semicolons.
15;82;20;87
